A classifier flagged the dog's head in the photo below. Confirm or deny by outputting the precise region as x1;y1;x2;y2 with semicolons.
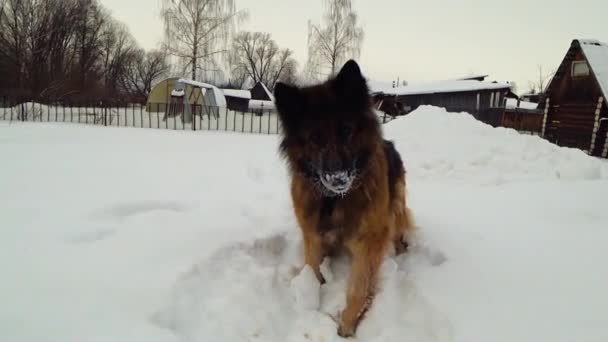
274;60;381;196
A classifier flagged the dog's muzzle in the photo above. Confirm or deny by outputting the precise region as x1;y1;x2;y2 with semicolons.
319;170;355;195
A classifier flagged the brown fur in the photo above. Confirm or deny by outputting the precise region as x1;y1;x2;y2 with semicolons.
274;60;415;337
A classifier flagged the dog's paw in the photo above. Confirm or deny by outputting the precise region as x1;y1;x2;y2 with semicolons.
313;269;326;285
337;322;355;338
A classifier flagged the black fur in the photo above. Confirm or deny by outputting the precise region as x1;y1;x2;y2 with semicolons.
383;140;405;200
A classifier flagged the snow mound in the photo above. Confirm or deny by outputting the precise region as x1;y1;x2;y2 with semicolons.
153;232;451;342
385;106;608;185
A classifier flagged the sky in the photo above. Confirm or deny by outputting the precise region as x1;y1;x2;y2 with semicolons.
100;0;607;94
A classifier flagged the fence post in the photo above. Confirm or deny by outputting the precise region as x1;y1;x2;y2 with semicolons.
259;111;262;133
192;105;196;131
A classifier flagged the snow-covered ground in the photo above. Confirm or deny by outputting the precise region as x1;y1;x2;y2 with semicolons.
1;106;607;342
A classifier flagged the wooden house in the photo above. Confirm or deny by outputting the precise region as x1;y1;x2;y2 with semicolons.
372;77;515;127
540;39;608;157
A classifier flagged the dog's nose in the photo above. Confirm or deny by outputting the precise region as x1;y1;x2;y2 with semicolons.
324;171;349;186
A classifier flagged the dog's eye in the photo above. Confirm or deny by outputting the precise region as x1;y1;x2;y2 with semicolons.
339;124;354;140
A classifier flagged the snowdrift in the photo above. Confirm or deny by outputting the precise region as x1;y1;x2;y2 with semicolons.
1;105;607;342
385;106;607;184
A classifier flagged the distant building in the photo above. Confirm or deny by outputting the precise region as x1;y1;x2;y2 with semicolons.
539;39;608;157
221;89;251;112
501;98;543;135
372;76;515;127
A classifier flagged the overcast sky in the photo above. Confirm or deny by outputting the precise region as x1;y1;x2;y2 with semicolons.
100;0;607;93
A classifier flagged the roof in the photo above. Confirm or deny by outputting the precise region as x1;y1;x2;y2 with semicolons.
175;78;227;107
258;82;275;101
374;79;512;96
221;89;251;99
456;74;489;81
176;78;216;89
578;39;608;101
505;98;538;110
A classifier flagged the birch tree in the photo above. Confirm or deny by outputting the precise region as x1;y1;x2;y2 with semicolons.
161;0;246;82
229;31;297;89
305;0;363;81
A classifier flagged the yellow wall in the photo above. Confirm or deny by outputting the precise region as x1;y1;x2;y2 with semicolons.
146;78;206;112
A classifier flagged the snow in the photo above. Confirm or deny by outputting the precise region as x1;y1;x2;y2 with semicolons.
579;39;608;103
1;105;608;342
170;89;185;97
505;98;538;110
221;88;251;99
373;79;512;96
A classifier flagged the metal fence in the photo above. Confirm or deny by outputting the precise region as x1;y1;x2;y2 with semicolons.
1;98;400;134
0;100;282;134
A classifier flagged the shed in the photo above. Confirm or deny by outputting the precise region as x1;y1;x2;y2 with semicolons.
250;82;274;101
372;78;514;126
147;77;204;113
540;39;608;157
221;88;251;112
501;98;543;134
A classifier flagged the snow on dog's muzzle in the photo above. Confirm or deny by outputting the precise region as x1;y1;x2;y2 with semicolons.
319;170;355;195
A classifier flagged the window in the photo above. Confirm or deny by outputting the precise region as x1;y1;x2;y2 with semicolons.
572;61;590;77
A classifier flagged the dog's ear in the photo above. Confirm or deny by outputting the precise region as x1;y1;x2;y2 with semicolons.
274;82;305;130
332;59;370;111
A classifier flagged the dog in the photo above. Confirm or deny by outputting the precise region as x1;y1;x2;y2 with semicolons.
274;60;415;337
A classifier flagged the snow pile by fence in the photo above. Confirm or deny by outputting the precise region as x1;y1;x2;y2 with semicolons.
384;106;608;184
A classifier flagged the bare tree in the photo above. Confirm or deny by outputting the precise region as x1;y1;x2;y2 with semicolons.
305;0;363;81
100;20;137;98
527;64;554;94
0;0;153;100
122;50;170;102
229;31;297;89
161;0;246;83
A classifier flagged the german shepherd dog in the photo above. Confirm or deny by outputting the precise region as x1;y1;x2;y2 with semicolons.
274;60;415;337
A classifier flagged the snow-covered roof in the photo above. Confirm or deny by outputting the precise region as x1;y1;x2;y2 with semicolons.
505;98;538;110
221;89;251;99
176;78;227;107
374;79;512;96
579;39;608;102
176;78;216;89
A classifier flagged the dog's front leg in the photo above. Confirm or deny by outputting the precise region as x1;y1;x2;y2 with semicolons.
302;228;326;284
338;232;388;337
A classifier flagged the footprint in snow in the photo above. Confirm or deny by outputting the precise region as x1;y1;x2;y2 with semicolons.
90;200;195;221
153;231;453;342
67;226;117;244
